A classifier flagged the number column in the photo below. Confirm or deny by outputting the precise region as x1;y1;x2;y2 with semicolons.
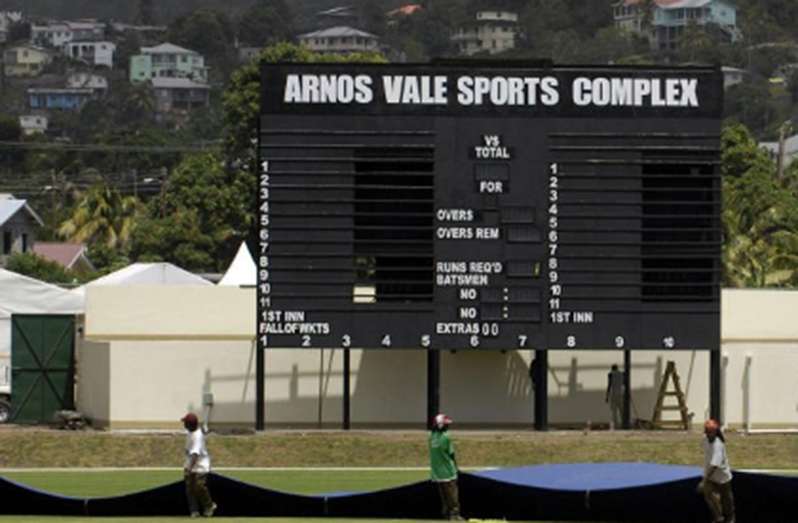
258;160;271;348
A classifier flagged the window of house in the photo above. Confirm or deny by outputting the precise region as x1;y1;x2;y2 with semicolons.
21;234;28;252
2;232;11;255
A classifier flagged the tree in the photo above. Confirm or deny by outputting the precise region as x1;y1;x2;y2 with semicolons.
5;252;75;285
85;243;130;277
58;183;141;249
724;80;777;135
720;123;772;178
7;21;31;44
0;114;21;141
236;0;293;47
720;123;798;287
360;0;388;36
168;8;234;63
582;26;643;65
114;31;142;70
123;81;157;123
738;2;784;45
723;164;798;287
130;153;247;271
676;21;713;63
409;0;466;58
136;0;157;25
789;69;798;103
222;42;315;168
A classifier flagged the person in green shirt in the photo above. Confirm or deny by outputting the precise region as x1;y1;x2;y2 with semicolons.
429;413;464;520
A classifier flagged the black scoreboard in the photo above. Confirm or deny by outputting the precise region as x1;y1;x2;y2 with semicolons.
257;63;722;351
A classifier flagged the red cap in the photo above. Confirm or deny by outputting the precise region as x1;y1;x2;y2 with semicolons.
181;412;198;424
704;419;719;435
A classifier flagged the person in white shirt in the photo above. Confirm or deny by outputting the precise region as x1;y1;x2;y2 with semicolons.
182;412;217;518
698;419;735;523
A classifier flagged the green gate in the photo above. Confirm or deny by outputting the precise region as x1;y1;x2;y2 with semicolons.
11;314;76;423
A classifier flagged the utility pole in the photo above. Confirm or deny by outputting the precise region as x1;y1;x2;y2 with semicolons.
777;120;793;184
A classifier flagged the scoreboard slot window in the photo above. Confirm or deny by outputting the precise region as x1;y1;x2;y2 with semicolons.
641;151;719;301
353;147;435;303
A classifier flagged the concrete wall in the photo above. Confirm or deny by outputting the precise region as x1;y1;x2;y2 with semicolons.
79;286;798;430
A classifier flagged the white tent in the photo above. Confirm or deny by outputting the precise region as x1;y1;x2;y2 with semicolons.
218;242;256;286
72;262;212;299
0;269;85;391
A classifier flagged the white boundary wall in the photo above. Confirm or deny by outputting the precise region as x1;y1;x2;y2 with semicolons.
78;286;797;430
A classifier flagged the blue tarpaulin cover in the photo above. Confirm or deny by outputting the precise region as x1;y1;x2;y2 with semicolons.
0;463;793;521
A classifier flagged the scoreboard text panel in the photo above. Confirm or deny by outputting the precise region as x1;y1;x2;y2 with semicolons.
257;64;722;351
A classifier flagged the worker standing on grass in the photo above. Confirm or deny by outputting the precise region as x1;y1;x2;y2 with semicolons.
429;413;464;521
605;364;625;430
698;419;735;523
182;412;217;518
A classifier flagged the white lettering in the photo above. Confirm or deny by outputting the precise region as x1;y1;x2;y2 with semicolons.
475;227;500;239
436;209;475;222
479;180;504;193
283;74;373;104
436;274;489;286
457;76;560;106
436;261;467;273
437;227;473;239
382;75;448;105
572;77;699;107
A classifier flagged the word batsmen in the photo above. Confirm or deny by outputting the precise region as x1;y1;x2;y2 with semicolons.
282;74;700;108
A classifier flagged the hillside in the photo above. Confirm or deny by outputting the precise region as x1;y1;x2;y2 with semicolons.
6;0;407;24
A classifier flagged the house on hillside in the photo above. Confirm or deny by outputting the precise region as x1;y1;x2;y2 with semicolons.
760;134;798;168
28;87;96;112
388;4;422;17
0;196;43;266
3;44;53;77
31;20;105;49
613;0;740;51
19;115;48;135
31;22;71;48
67;20;106;42
237;46;263;64
66;72;109;92
151;77;211;125
64;41;116;68
451;11;518;56
129;43;209;84
721;66;749;89
111;22;167;43
32;242;95;275
296;26;380;54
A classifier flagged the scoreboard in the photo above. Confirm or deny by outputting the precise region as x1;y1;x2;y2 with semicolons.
257;63;722;351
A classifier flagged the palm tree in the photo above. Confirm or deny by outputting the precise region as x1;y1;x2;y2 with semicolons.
58;183;141;249
677;20;711;62
722;172;798;287
125;81;156;122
